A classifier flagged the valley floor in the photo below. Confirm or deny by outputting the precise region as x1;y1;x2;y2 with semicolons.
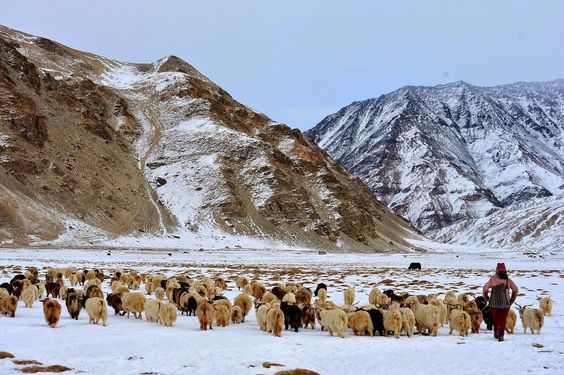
0;247;562;375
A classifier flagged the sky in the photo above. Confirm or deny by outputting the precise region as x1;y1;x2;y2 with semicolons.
2;1;563;130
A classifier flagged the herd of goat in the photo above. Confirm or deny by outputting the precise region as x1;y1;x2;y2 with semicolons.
0;266;552;339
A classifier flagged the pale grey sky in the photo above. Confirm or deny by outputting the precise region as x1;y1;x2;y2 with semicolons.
2;1;563;130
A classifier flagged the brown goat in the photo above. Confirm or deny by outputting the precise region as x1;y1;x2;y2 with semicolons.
42;299;62;328
0;295;18;317
197;302;215;330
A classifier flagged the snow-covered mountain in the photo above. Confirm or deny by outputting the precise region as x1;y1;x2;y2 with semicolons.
0;25;418;251
307;80;564;250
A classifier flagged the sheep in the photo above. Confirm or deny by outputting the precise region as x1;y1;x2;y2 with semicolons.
349;311;374;336
0;295;18;317
231;305;243;324
404;296;440;336
382;309;402;338
66;292;81;320
236;276;249;291
106;293;125;316
159;303;177;327
121;292;146;319
154;287;165;301
42;299;61;328
197;301;215;330
449;310;471;337
214;304;230;327
506;309;517;334
145;299;162;323
234;293;252;322
282;293;296;305
539;297;552;316
266;306;285;337
319;308;348;338
343;288;355;306
21;287;35;308
85;297;108;326
516;304;544;334
464;301;483;334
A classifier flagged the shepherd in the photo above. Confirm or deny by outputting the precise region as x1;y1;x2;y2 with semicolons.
482;262;518;342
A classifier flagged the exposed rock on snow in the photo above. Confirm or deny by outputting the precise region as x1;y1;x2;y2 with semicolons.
0;24;418;251
307;80;564;251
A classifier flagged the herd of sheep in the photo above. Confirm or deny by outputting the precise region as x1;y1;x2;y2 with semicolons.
0;266;552;339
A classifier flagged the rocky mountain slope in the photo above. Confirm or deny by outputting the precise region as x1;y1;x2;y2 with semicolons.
0;25;418;251
307;80;564;251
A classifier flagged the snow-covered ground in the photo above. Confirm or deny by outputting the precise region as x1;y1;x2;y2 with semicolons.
0;248;562;375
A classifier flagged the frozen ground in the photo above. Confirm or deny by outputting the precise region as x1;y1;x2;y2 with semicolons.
0;247;562;375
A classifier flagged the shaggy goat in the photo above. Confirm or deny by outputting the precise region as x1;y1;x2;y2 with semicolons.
449;310;471;337
159;303;177;327
463;301;483;334
405;296;440;336
266;306;285;337
382;309;402;338
214;304;230;327
145;299;162;323
539;297;552;316
516;304;544;334
236;276;249;291
234;293;252;322
197;301;215;330
349;310;373;336
319;308;348;338
0;295;18;317
66;292;82;320
505;308;517;334
121;292;146;319
231;305;243;324
85;297;108;326
343;288;355;306
21;287;35;308
106;293;125;316
154;287;165;301
42;299;61;328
